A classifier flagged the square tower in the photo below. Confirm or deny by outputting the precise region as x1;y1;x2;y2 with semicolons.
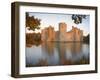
59;22;67;41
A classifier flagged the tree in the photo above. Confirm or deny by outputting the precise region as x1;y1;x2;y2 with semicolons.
83;34;89;43
72;14;86;24
26;12;41;31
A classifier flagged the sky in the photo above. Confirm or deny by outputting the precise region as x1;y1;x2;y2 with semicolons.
26;12;90;36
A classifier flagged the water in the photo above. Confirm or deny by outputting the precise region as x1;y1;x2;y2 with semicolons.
26;42;89;67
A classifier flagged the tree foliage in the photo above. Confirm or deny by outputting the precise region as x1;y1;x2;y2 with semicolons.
26;12;41;31
83;34;89;43
72;14;86;24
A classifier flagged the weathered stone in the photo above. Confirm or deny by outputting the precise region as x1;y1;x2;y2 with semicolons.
41;22;83;42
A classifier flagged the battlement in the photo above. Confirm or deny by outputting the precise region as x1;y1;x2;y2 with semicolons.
41;22;83;42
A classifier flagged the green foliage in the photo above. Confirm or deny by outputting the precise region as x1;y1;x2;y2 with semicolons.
83;34;89;43
72;14;86;24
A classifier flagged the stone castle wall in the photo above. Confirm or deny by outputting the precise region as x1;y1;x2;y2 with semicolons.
41;26;55;41
41;22;83;42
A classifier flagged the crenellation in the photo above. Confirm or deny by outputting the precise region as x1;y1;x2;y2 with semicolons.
41;22;83;42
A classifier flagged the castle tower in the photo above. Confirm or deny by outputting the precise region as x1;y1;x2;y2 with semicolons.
72;27;83;42
47;26;55;41
59;22;67;41
41;26;55;41
41;28;48;41
74;28;80;41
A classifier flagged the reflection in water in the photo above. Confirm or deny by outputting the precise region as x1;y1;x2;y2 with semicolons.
26;42;89;67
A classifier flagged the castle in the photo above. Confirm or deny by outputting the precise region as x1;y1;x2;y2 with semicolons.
41;22;83;42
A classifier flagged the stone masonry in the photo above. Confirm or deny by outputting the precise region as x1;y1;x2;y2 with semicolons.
41;22;83;42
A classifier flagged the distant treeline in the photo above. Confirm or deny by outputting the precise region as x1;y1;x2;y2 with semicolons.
83;34;89;43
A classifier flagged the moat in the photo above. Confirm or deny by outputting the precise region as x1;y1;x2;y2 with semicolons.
26;42;89;67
